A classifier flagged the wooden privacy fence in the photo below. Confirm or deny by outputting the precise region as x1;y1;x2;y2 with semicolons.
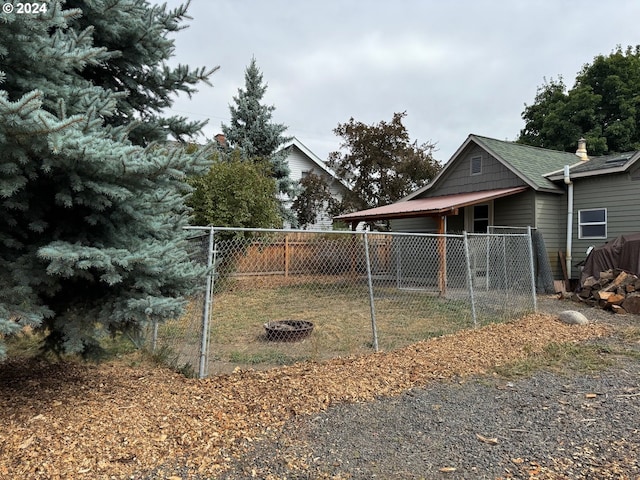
229;233;395;278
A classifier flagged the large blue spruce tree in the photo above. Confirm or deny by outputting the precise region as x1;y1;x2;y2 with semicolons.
221;57;297;225
0;1;217;358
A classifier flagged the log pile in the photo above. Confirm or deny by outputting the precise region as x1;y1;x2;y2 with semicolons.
575;269;640;314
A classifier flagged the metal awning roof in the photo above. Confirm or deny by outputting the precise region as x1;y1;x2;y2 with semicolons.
335;186;528;223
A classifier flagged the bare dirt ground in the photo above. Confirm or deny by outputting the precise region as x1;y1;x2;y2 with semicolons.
0;297;637;479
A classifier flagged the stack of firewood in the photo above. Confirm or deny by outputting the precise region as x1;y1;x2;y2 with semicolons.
574;269;640;314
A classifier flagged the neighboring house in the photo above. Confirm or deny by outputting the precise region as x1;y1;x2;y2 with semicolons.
335;134;640;283
280;137;350;230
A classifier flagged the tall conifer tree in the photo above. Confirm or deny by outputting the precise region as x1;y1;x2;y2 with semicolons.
66;0;215;146
221;58;296;224
0;1;216;358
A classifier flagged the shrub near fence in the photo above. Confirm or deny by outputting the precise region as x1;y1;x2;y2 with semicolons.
150;227;537;378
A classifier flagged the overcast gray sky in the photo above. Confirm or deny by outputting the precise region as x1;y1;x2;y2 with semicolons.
159;0;640;165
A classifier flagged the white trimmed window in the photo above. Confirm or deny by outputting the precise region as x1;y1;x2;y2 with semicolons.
578;208;607;239
470;156;482;175
465;203;492;233
472;204;489;233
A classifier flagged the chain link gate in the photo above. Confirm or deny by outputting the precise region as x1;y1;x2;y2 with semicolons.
147;227;537;378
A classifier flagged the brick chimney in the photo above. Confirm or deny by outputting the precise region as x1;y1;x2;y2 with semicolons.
214;133;227;147
575;137;589;161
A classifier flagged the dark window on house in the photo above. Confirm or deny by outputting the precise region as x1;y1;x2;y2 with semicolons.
473;204;489;233
470;156;482;175
578;208;607;239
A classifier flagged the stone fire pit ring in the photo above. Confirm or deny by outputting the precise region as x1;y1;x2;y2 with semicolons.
264;320;314;342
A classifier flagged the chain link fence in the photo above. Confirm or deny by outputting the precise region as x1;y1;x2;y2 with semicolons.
148;227;537;378
142;230;212;377
488;226;555;294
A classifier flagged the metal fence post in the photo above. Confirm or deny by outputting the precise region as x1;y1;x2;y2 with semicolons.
527;226;538;312
363;232;379;352
395;241;401;289
152;319;158;353
484;234;490;290
463;232;478;328
151;227;544;376
502;235;508;290
198;227;215;379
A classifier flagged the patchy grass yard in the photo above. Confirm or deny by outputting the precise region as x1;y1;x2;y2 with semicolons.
208;280;479;372
153;276;533;375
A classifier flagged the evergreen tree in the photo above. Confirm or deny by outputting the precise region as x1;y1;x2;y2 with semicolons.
221;57;296;224
65;0;217;146
0;1;215;359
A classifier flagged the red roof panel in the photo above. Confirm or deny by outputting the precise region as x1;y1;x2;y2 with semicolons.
335;187;528;222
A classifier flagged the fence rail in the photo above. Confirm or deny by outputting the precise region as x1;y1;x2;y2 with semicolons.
146;227;537;378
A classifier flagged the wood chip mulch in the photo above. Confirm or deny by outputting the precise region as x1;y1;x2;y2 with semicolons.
0;314;610;479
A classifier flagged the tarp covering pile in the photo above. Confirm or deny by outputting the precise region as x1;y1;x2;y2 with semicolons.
581;233;640;285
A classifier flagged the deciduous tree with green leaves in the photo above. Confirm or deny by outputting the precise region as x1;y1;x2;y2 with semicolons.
188;151;282;229
328;112;441;226
519;45;640;155
0;1;216;359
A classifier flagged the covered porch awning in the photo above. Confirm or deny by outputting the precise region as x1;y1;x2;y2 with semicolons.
334;186;528;230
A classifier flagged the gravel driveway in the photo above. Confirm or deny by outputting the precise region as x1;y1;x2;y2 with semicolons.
217;298;640;479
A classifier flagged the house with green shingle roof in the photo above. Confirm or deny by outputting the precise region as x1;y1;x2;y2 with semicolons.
335;134;640;284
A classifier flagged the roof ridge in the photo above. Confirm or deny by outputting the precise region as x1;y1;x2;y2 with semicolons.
469;134;577;157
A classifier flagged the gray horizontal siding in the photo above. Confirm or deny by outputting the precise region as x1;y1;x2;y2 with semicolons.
494;190;566;281
535;192;566;280
390;217;439;233
570;172;640;276
493;190;534;227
